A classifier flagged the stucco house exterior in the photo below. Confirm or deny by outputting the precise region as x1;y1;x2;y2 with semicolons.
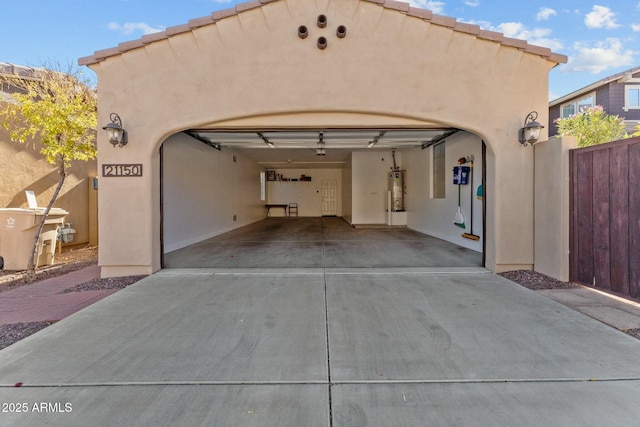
0;62;98;248
78;0;569;279
549;65;640;137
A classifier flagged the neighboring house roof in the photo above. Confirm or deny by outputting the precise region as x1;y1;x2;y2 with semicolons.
79;0;567;66
550;65;640;107
1;62;46;99
0;62;44;80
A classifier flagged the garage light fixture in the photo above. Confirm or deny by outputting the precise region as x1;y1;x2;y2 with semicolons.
518;111;544;146
102;113;127;148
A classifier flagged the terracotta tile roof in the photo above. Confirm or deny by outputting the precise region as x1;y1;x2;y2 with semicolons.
78;0;568;66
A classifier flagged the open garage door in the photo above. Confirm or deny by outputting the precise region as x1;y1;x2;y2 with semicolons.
161;127;484;269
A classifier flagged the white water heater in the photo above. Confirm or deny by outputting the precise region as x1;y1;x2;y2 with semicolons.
389;170;405;212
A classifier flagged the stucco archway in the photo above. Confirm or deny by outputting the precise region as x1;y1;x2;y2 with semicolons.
80;0;566;277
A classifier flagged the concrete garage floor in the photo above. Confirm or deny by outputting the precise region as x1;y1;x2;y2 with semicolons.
1;218;640;426
164;217;483;269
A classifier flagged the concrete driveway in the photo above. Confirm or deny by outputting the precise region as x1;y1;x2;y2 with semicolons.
1;219;640;425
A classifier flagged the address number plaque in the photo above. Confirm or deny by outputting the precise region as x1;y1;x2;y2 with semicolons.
102;164;143;177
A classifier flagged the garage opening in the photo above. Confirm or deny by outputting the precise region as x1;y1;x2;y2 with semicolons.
161;127;484;269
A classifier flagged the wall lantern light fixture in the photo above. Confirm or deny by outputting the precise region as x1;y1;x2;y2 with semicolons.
518;111;544;146
102;113;128;147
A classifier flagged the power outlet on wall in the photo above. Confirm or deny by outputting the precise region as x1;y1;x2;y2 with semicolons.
233;215;237;221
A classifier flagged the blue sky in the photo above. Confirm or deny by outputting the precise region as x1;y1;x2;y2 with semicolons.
1;0;638;101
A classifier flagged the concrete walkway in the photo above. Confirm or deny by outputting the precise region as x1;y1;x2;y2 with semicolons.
1;218;640;426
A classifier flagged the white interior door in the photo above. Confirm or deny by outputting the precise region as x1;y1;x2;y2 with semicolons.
321;180;337;216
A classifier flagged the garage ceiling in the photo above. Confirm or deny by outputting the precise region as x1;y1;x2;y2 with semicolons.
185;128;458;169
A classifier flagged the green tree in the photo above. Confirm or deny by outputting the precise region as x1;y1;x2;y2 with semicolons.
554;105;628;147
0;65;97;282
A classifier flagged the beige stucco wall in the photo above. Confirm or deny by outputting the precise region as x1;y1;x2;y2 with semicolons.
0;126;98;247
533;136;578;281
86;0;560;277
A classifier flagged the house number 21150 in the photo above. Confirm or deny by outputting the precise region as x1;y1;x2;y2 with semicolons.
102;164;143;177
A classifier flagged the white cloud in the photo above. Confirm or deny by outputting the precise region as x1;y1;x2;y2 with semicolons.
584;5;619;29
633;23;640;32
408;0;445;14
465;1;479;6
536;7;557;21
564;38;635;73
108;22;164;35
494;22;563;51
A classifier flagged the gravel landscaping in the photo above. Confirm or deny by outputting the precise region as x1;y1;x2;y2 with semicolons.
58;275;147;294
0;322;56;350
497;269;581;290
624;329;640;339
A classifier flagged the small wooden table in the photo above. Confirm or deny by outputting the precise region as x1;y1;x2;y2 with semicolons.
265;204;288;217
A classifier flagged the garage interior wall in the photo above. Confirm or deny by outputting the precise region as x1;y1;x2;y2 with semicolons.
405;132;483;252
266;168;343;217
348;150;400;225
162;133;265;253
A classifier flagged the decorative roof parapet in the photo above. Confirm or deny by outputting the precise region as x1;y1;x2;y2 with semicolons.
548;52;568;64
477;29;504;43
141;32;169;45
117;39;146;54
235;0;262;13
502;37;528;50
453;21;481;36
165;24;191;37
383;0;410;12
189;16;215;29
78;0;568;66
211;7;236;21
429;14;456;28
526;44;552;57
407;7;432;20
93;47;122;61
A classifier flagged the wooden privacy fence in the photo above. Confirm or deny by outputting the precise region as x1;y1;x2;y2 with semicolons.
569;136;640;298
